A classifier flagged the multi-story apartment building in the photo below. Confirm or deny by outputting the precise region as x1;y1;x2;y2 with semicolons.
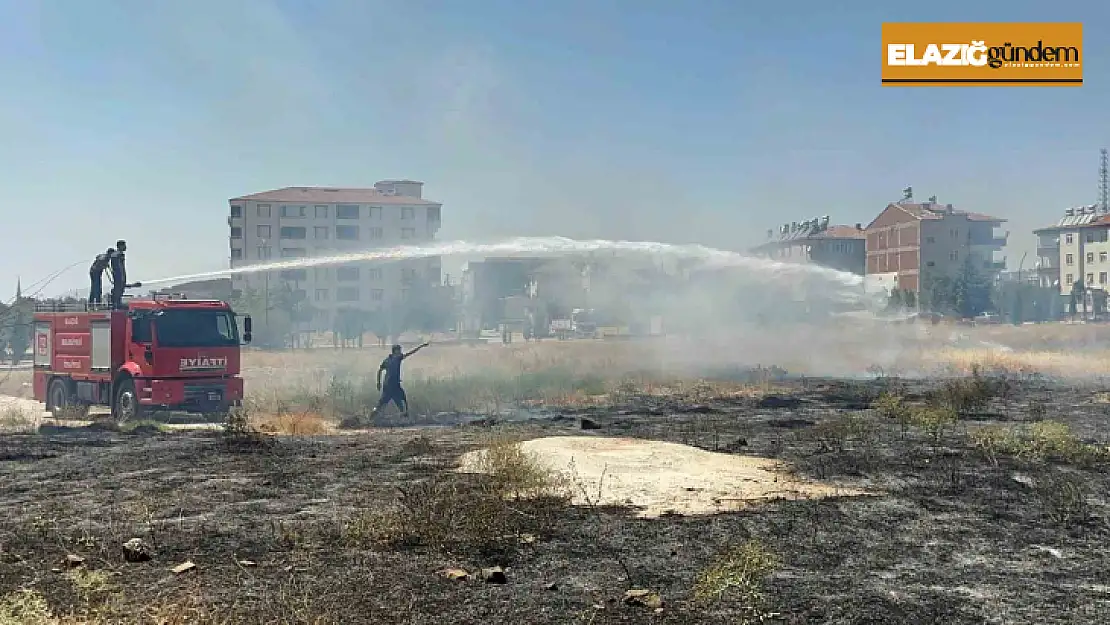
749;216;866;275
1033;205;1110;295
227;180;442;329
865;200;1007;292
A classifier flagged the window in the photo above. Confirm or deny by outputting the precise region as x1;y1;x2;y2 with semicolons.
950;228;959;239
257;246;272;259
401;288;409;301
1066;233;1074;244
337;267;360;281
925;236;935;244
281;205;306;218
315;289;328;301
401;207;415;220
314;267;329;280
314;226;329;239
368;205;382;219
1087;273;1094;285
230;226;242;239
1101;272;1108;285
371;289;383;301
1066;254;1074;265
1088;252;1095;264
336;225;359;240
337;204;359;219
230;205;242;218
153;310;238;348
367;267;382;280
337;287;359;302
428;206;440;222
281;269;307;282
315;205;329;218
401;267;418;284
1087;232;1096;243
280;226;306;239
949;250;958;261
257;225;272;239
1066;273;1073;285
231;248;243;259
257;204;272;218
1102;251;1108;263
402;227;416;239
368;227;383;239
280;248;306;258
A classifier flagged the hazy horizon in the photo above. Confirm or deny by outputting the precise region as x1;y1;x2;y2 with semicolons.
2;0;1107;298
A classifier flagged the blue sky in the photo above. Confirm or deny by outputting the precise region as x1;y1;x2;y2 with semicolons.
0;0;1106;296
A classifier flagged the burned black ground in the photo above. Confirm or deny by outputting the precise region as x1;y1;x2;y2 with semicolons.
0;376;1108;624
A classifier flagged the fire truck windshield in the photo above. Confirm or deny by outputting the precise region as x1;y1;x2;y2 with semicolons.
154;309;239;348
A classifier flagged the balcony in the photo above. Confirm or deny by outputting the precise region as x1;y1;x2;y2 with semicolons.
971;237;1008;248
1037;245;1060;258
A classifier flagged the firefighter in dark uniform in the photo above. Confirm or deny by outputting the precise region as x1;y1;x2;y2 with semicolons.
109;240;128;308
88;247;114;305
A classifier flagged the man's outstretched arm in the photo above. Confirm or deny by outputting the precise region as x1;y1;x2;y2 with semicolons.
403;342;430;358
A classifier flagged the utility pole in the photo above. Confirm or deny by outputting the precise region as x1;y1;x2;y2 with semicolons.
1100;148;1108;214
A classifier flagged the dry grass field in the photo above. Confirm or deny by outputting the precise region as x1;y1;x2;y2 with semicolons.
0;322;1109;623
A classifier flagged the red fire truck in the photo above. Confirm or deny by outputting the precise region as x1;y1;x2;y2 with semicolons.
32;295;252;421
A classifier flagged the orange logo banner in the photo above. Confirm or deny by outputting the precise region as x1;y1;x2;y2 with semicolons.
881;22;1083;87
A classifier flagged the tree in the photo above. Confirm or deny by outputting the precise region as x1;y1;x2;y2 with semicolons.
886;288;905;312
951;259;993;318
1073;279;1088;320
3;281;33;365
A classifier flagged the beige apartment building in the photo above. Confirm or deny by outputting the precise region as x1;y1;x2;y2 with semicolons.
227;180;442;329
750;216;867;275
1034;205;1110;295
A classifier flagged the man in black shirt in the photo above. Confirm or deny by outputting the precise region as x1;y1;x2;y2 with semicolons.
371;341;429;420
88;247;114;304
109;240;128;308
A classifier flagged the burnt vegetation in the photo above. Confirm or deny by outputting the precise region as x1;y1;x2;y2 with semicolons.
0;369;1107;624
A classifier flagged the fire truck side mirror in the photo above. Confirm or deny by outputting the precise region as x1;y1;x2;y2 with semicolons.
242;315;253;344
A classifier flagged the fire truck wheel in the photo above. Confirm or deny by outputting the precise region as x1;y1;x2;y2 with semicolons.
113;377;146;423
46;378;69;414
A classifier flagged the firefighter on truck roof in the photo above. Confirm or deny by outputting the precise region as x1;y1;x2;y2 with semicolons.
88;247;114;305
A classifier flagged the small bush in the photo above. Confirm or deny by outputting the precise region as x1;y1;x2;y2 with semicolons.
971;421;1107;466
909;406;958;446
926;365;996;416
1035;472;1092;526
693;540;780;615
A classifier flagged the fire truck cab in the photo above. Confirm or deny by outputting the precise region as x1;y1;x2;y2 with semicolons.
32;295;252;421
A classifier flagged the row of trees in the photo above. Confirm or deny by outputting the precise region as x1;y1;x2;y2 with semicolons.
885;258;994;318
231;279;455;349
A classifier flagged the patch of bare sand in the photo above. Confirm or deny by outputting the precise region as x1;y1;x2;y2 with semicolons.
459;436;871;518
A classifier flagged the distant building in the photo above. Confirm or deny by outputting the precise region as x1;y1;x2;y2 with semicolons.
865;201;1007;293
750;217;866;275
227;181;442;329
1033;204;1110;295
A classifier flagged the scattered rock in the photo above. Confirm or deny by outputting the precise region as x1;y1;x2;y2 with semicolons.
50;568;62;574
519;533;537;545
1031;545;1064;559
172;561;196;574
758;395;802;409
545;581;559;591
580;418;602;430
623;589;663;609
238;560;257;567
122;538;152;563
439;568;470;581
1012;473;1035;488
64;554;85;568
481;566;507;584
